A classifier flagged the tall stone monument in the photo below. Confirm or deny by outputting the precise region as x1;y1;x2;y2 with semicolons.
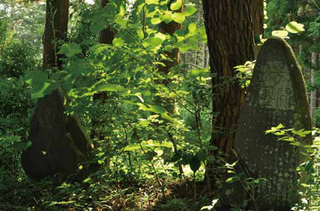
21;88;93;180
222;37;311;211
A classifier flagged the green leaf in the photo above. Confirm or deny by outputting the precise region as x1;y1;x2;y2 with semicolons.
226;176;239;183
188;23;197;33
25;71;48;86
172;13;185;24
90;21;105;34
160;11;173;24
285;21;305;34
95;83;125;92
199;25;207;40
183;6;197;17
271;30;288;38
112;37;125;47
151;18;161;25
170;0;182;11
124;144;140;151
146;0;159;4
188;68;209;77
149;105;166;114
57;43;82;57
189;156;201;173
30;82;51;99
291;129;311;137
265;123;285;134
105;3;117;13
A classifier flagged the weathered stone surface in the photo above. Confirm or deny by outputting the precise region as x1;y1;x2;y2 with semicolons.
21;88;92;180
230;37;311;211
217;37;311;211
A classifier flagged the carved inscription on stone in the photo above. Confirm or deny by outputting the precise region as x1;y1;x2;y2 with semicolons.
250;61;294;110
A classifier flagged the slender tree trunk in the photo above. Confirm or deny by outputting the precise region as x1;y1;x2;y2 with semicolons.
310;50;318;124
158;2;183;88
91;0;117;168
99;0;117;44
251;0;264;35
43;0;69;69
158;1;184;176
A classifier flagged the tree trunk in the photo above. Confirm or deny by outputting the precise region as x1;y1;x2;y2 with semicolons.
203;0;256;155
251;0;264;35
158;1;184;176
310;50;318;124
158;1;183;89
43;0;69;69
99;0;117;44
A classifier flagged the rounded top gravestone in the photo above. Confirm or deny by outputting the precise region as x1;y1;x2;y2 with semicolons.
234;37;311;211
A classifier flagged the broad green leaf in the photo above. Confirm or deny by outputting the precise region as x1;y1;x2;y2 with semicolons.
137;103;150;111
226;176;239;183
292;129;311;137
105;3;117;13
189;156;201;173
144;34;166;47
137;29;144;39
114;14;127;27
271;30;288;38
146;0;159;5
285;21;305;34
124;144;140;151
95;83;124;92
112;37;125;47
57;43;82;57
188;23;197;33
30;82;50;99
184;5;197;17
160;11;173;24
188;68;209;77
161;113;175;122
151;18;161;25
265;123;285;134
149;105;166;113
90;21;105;34
172;12;185;24
170;0;182;11
25;70;48;86
178;44;189;53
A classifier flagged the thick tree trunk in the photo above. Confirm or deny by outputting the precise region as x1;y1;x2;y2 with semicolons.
202;0;255;155
43;0;69;69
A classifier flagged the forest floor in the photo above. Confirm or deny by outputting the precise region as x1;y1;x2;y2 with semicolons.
0;175;217;211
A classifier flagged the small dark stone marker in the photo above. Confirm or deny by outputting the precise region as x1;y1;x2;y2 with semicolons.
21;88;93;180
220;37;311;211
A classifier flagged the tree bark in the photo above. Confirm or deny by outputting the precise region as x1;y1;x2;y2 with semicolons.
202;0;256;155
43;0;69;69
99;0;117;44
310;49;318;124
158;1;183;88
251;0;264;35
158;1;184;176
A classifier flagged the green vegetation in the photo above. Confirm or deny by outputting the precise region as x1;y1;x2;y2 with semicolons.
0;0;319;210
